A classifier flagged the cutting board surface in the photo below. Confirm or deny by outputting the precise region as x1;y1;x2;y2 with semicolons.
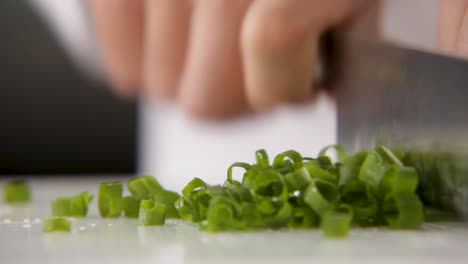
1;177;468;264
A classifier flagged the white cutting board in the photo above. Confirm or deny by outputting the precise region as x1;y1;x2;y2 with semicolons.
1;177;468;264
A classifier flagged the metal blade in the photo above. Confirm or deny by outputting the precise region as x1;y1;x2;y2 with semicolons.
336;35;468;218
337;35;468;151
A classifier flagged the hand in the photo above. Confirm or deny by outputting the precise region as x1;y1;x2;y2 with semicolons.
89;0;367;119
439;0;468;57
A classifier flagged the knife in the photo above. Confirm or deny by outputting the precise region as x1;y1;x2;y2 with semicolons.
334;33;468;219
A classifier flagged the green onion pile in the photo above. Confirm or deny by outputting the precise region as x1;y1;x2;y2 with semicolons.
175;146;424;235
36;145;431;237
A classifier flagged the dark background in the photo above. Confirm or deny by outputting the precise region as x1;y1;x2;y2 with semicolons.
0;0;137;175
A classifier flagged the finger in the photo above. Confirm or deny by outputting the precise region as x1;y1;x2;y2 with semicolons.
456;4;468;56
242;0;367;111
88;0;144;97
178;0;252;119
143;0;192;100
438;0;468;54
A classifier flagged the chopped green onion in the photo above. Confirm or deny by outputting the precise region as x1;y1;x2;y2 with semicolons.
224;184;253;203
256;197;277;216
41;145;435;237
182;178;207;197
70;192;93;216
304;179;338;216
51;192;93;217
98;182;123;218
203;196;237;232
383;193;424;229
123;196;141;218
338;151;368;186
238;202;262;229
128;176;163;199
288;206;320;229
316;156;335;168
43;217;71;233
340;180;378;226
255;149;270;168
153;190;180;218
227;162;251;184
321;204;353;238
249;170;286;199
306;165;338;185
285;168;312;191
380;166;419;195
273;150;304;170
263;201;293;228
138;200;167;226
175;196;196;221
376;146;403;166
4;180;30;204
319;145;347;161
358;151;391;194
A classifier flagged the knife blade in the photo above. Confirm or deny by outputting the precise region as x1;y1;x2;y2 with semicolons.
335;34;468;218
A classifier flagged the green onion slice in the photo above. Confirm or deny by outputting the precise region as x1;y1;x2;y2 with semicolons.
98;182;123;218
138;200;167;226
263;201;293;228
225;185;253;203
273;150;304;170
376;146;403;166
358;151;391;194
51;192;93;217
123;196;141;218
153;190;181;219
285;168;312;191
338;151;368;186
339;180;378;226
182;178;207;197
306;165;338;185
380;166;419;195
175;196;197;221
304;179;338;216
255;149;270;168
4;180;31;204
43;217;71;233
238;202;262;229
227;162;251;184
383;193;424;229
288;206;320;229
319;145;347;162
321;204;353;238
203;196;238;232
128;176;163;199
70;192;93;217
249;170;288;199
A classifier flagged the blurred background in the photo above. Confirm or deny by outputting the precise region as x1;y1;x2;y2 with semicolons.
0;0;137;175
0;0;440;190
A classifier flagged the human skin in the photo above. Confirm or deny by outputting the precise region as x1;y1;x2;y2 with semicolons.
88;0;467;119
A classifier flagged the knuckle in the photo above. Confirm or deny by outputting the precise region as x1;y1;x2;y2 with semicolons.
179;86;246;120
243;7;310;53
178;82;219;120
